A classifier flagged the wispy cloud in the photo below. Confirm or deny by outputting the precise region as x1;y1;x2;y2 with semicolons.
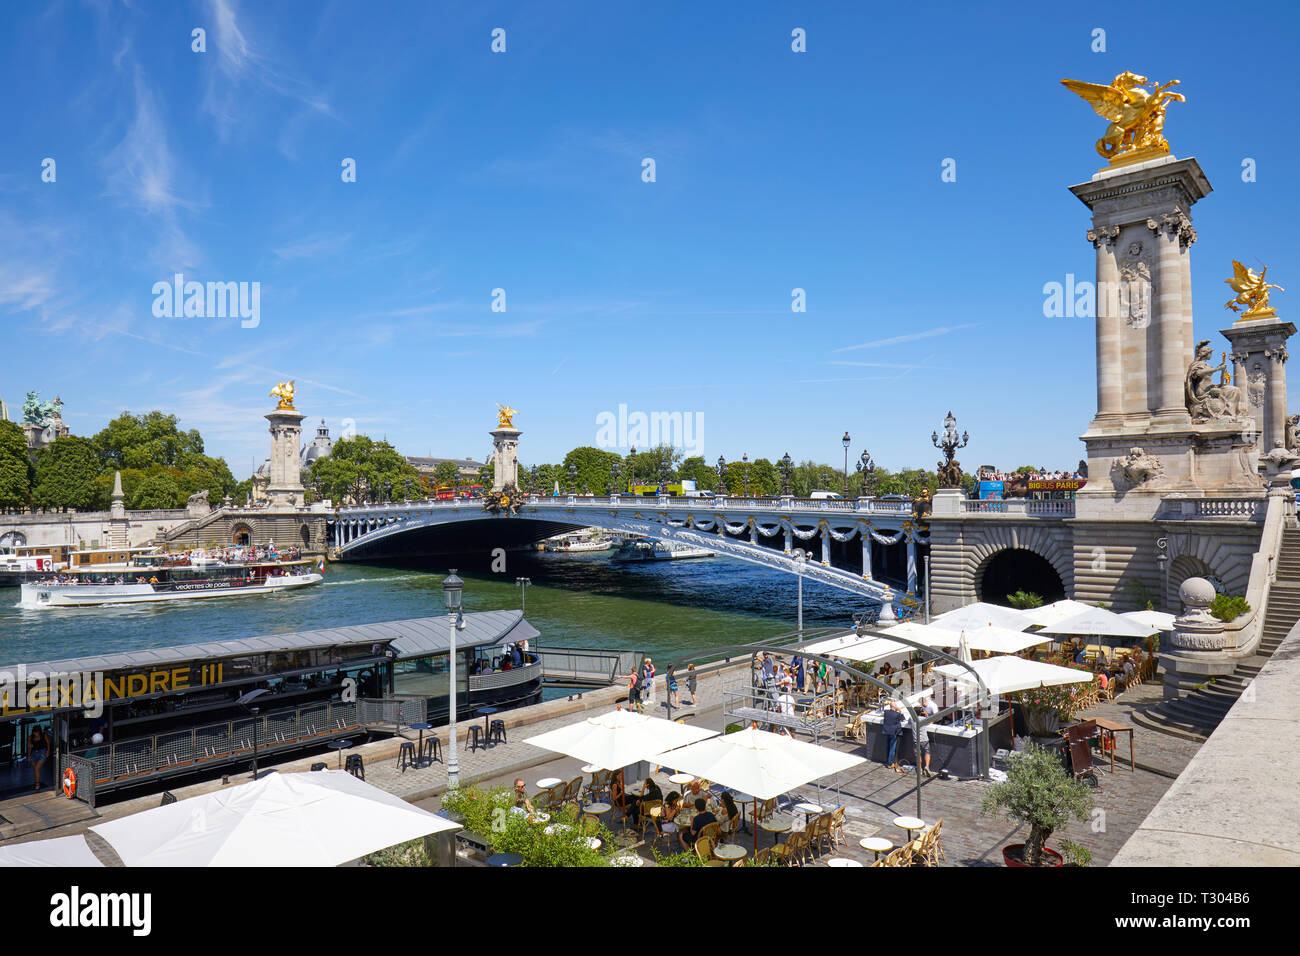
833;323;978;353
826;361;949;369
272;233;351;261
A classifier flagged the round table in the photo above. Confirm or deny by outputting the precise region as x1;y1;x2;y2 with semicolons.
795;802;822;819
537;777;563;790
409;723;432;766
826;857;862;867
486;852;523;867
713;843;746;864
859;837;894;860
760;817;792;841
476;706;500;740
327;738;352;769
581;764;601;774
668;773;695;788
583;802;611;824
893;816;925;838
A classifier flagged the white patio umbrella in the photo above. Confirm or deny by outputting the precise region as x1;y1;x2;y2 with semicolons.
1018;599;1101;627
1120;610;1176;632
1036;607;1152;639
878;620;969;647
658;726;866;850
932;655;1094;695
933;602;1030;631
0;835;104;867
523;708;717;772
951;624;1053;655
89;770;459;867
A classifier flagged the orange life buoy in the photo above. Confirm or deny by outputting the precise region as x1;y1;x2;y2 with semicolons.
62;767;77;799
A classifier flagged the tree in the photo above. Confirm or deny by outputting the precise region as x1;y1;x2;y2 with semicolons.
677;456;716;491
0;420;32;510
562;446;622;494
32;436;100;512
130;471;183;510
749;458;780;496
626;444;681;485
433;461;459;490
981;743;1094;866
93;411;204;471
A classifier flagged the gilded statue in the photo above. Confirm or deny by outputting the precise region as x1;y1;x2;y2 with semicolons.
1185;341;1244;423
496;404;517;428
1061;71;1184;164
1224;260;1284;319
270;380;296;410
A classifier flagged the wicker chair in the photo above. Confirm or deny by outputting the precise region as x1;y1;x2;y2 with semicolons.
921;818;946;866
828;806;847;848
781;830;809;866
583;769;610;802
809;814;835;856
638;800;663;845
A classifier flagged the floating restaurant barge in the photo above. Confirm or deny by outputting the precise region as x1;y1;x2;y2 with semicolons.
0;611;541;804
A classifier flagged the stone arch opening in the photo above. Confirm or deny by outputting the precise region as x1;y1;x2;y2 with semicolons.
300;524;311;548
231;523;253;547
977;548;1066;606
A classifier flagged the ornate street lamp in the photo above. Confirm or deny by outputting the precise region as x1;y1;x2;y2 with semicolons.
931;411;971;489
856;450;875;496
842;432;851;495
780;452;793;496
567;464;577;494
516;575;531;615
629;446;637;488
442;570;465;788
236;687;271;780
610;460;621;494
659;459;672;492
741;453;750;496
716;455;727;492
793;548;808;636
529;465;538;494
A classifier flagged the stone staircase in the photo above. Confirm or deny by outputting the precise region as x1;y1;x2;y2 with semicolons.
1133;526;1300;741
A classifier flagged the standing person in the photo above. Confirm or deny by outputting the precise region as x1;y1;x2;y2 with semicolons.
641;657;656;710
28;725;49;792
882;699;904;773
667;663;680;709
686;664;698;705
627;668;642;713
918;696;939;778
792;655;804;692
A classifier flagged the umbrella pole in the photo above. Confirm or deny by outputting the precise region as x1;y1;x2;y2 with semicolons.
753;797;759;852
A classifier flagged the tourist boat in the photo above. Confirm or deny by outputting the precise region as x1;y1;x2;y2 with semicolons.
611;538;714;562
542;531;616;553
17;548;323;608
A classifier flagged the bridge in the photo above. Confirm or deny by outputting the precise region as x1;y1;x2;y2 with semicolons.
330;494;938;605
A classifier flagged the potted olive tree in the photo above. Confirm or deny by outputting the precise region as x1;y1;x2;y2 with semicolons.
981;743;1093;867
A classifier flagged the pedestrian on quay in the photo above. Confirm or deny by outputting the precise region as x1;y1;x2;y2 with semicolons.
641;657;656;710
882;699;904;773
627;668;642;713
667;663;680;709
686;664;698;705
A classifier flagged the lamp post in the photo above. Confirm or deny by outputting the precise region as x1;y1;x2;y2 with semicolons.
741;453;749;496
629;446;637;490
659;459;672;493
793;548;808;637
716;455;727;493
856;450;875;497
841;432;851;495
567;464;577;495
236;687;272;780
780;452;793;496
516;576;531;615
611;460;620;494
1155;537;1170;611
442;570;465;788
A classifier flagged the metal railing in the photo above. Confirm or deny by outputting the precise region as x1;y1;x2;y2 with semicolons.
333;495;924;520
535;647;644;686
468;660;543;690
66;700;361;789
961;498;1075;517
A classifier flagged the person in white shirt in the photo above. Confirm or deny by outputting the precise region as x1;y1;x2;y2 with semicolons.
918;697;940;778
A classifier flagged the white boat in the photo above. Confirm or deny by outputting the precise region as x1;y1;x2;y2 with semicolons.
18;549;323;608
543;531;616;553
611;539;715;562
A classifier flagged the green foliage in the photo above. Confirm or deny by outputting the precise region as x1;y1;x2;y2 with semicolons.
1209;593;1250;622
32;436;100;511
1058;838;1092;867
307;434;418;504
1006;590;1044;609
0;420;33;509
364;838;432;867
677;456;716;491
440;785;616;867
432;461;459;489
981;743;1094;866
724;723;743;734
1123;578;1158;612
93;411;205;471
653;848;706;867
562;446;622;494
129;470;183;509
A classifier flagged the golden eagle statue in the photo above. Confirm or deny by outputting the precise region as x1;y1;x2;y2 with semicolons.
1061;71;1184;165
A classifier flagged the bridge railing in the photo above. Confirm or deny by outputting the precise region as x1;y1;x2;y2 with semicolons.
1158;497;1267;521
961;499;1075;517
332;495;921;519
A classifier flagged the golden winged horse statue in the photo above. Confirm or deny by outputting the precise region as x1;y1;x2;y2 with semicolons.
1061;71;1184;164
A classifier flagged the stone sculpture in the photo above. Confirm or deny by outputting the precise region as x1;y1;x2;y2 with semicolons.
1119;447;1164;485
1185;341;1244;422
1061;71;1184;164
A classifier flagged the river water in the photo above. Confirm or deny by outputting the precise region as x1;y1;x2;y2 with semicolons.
0;552;878;667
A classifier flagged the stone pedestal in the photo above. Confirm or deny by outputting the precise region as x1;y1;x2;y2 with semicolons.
1221;315;1295;465
106;470;128;547
1161;576;1237;700
264;407;307;507
490;427;520;491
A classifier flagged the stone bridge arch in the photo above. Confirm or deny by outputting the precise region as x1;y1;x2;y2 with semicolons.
966;525;1075;606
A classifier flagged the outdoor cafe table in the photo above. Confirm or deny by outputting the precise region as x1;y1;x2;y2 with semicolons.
760;816;792;842
827;857;863;867
327;738;352;769
476;706;500;740
668;773;695;788
537;777;563;790
409;722;432;766
894;816;925;839
859;837;893;860
713;843;746;864
583;803;611;826
1092;716;1136;772
794;802;822;821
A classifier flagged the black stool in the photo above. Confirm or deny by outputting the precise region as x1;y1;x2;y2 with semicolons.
160;791;177;806
490;720;507;744
398;741;417;772
467;726;485;751
345;753;365;780
422;737;442;764
310;763;328;772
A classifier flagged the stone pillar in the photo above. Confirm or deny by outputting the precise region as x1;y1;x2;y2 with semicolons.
265;406;307;508
1148;213;1192;421
783;527;792;554
861;529;873;580
820;526;831;566
490;427;521;491
1222;316;1295;456
1091;226;1123;421
107;470;128;547
1160;576;1236;700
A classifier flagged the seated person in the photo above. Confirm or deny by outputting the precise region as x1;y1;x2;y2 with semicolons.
513;778;534;814
718;791;741;833
659;792;683;834
509;644;524;667
627;778;662;827
1096;671;1110;693
609;770;629;821
679;798;717;850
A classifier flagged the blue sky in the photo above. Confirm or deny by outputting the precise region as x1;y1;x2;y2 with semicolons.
2;0;1298;478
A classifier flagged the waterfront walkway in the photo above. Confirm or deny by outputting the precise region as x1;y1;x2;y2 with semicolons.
0;662;1194;866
